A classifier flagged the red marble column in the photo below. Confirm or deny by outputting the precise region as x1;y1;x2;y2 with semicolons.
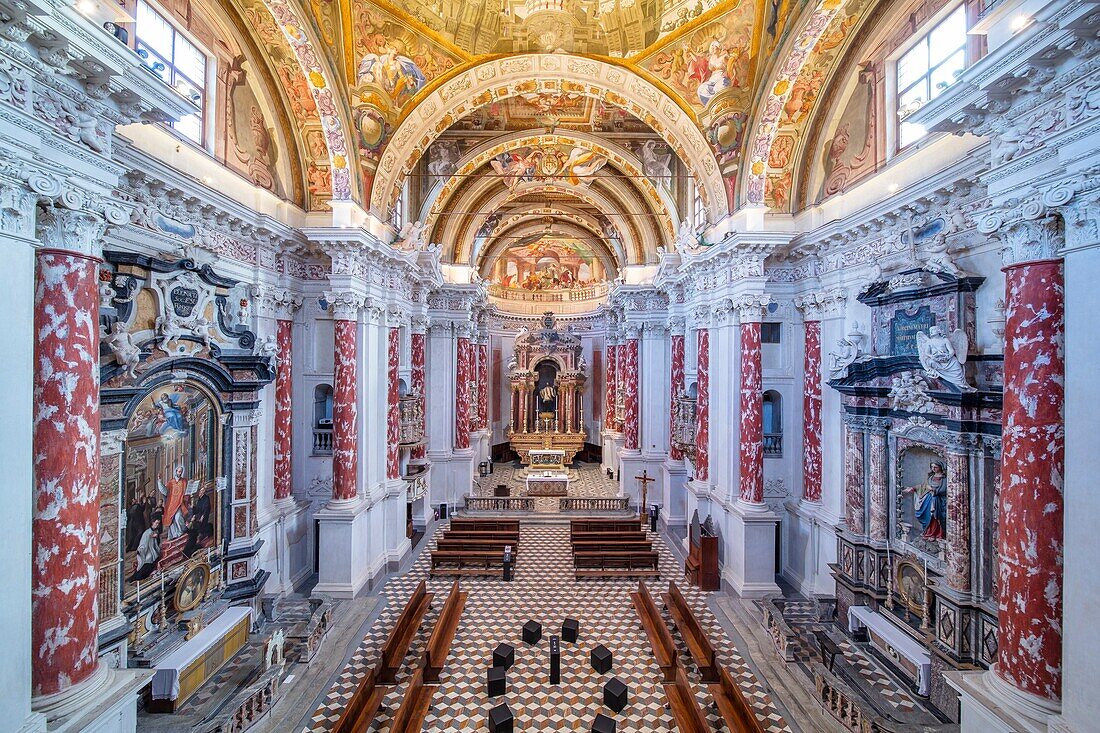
738;321;764;503
802;320;822;502
386;327;400;480
410;330;426;460
695;329;710;482
32;239;103;698
997;257;1064;702
604;343;617;431
332;315;359;501
274;318;294;501
669;333;685;460
455;335;472;449
622;337;640;450
477;341;488;431
946;450;971;593
868;430;889;541
616;340;627;431
844;426;866;534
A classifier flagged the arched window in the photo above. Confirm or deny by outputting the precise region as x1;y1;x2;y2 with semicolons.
313;384;334;455
762;390;782;457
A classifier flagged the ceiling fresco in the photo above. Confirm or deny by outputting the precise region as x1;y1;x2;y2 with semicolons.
487;234;613;291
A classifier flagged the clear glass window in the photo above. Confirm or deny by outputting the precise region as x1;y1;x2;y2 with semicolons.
896;5;967;149
135;0;208;145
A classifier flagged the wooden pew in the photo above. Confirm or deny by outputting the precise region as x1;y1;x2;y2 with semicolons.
435;538;519;555
330;666;385;733
662;580;719;683
440;530;520;545
422;581;467;683
574;550;660;578
662;665;710;733
570;519;646;538
630;580;678;682
377;579;433;683
430;549;505;577
448;518;520;533
570;530;649;544
708;664;766;733
572;540;653;555
387;668;435;733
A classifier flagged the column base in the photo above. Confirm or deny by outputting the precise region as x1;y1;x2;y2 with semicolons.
660;458;688;529
786;499;841;597
313;497;373;599
601;430;623;474
33;664;152;733
618;449;647;509
946;667;1061;733
722;500;781;598
261;498;311;596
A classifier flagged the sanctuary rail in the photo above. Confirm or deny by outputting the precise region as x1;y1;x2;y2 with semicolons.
463;495;536;512
559;496;631;512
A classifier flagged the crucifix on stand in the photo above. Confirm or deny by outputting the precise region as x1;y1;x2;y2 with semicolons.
635;470;655;528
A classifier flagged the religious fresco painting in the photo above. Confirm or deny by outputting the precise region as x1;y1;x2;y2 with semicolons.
896;443;948;553
123;384;221;592
489;237;610;291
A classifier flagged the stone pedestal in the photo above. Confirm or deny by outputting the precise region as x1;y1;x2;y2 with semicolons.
33;666;151;733
313;498;373;598
660;458;688;530
947;669;1059;733
723;500;781;598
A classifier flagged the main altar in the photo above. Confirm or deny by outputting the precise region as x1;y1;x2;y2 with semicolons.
508;312;587;465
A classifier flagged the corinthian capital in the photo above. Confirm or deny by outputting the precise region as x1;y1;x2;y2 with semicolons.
729;293;772;323
794;287;847;321
324;290;367;320
0;180;37;239
251;285;304;320
36;204;108;259
999;216;1063;267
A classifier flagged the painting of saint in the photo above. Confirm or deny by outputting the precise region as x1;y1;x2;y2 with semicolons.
357;43;426;105
908;461;948;540
693;41;734;106
128;517;162;582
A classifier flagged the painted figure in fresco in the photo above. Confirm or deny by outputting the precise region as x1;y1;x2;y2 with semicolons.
128;517;162;582
156;392;188;434
126;489;150;552
693;41;733;106
183;484;215;557
159;465;191;540
357;44;426;104
561;147;608;185
910;460;948;540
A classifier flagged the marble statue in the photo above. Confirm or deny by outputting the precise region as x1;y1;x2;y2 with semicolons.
103;321;142;379
922;233;964;276
675;221;698;250
396;220;426;250
917;326;974;391
828;322;866;378
257;334;279;371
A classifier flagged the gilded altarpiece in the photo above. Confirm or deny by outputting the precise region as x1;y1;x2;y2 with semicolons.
97;252;275;668
828;269;1002;719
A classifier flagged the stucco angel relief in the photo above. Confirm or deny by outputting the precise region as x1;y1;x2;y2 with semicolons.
916;326;975;392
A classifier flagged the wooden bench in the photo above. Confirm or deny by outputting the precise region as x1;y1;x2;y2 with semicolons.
330;666;384;733
707;664;766;733
387;669;435;733
436;538;519;555
441;530;520;545
663;580;719;683
570;530;649;544
662;665;710;733
430;549;505;576
422;581;467;683
572;540;653;555
570;519;646;537
448;518;520;533
378;579;433;683
574;550;660;578
630;580;678;682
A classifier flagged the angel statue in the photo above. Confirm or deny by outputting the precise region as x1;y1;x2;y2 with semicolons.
396;220;426;250
675;221;698;250
828;323;866;378
103;321;142;379
917;326;975;391
257;334;279;372
158;465;199;540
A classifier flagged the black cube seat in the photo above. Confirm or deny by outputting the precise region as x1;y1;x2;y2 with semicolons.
487;666;507;697
488;703;514;733
523;620;542;645
603;677;628;713
592;713;616;733
562;618;579;643
590;643;613;674
493;642;515;669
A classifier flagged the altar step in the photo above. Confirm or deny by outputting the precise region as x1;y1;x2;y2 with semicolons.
450;509;637;523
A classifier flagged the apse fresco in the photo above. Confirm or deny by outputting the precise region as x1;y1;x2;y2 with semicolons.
123;384;221;592
489;237;610;292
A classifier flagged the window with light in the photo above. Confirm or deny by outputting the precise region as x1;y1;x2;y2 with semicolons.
896;5;968;148
692;188;706;232
135;0;208;145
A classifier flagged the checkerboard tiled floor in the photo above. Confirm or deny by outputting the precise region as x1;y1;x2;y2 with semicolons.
304;522;791;732
474;462;621;513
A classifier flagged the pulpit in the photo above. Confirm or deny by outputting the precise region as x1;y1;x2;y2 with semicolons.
507;313;587;464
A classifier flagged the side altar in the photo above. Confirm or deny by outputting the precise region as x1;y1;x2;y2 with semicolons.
507;312;587;465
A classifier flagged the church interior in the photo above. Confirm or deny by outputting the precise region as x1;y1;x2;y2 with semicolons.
2;0;1097;731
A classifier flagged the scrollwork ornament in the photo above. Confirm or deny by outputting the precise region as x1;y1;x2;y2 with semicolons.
1000;216;1063;266
36;204;107;258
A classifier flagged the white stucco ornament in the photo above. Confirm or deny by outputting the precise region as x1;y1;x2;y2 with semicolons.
828;322;866;379
917;326;975;392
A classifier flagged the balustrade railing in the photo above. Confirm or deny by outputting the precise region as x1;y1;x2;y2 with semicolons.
763;433;783;457
487;282;610;303
559;496;631;512
464;495;536;512
312;428;333;456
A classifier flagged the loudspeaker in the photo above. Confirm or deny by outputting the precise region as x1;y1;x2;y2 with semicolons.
549;635;560;685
